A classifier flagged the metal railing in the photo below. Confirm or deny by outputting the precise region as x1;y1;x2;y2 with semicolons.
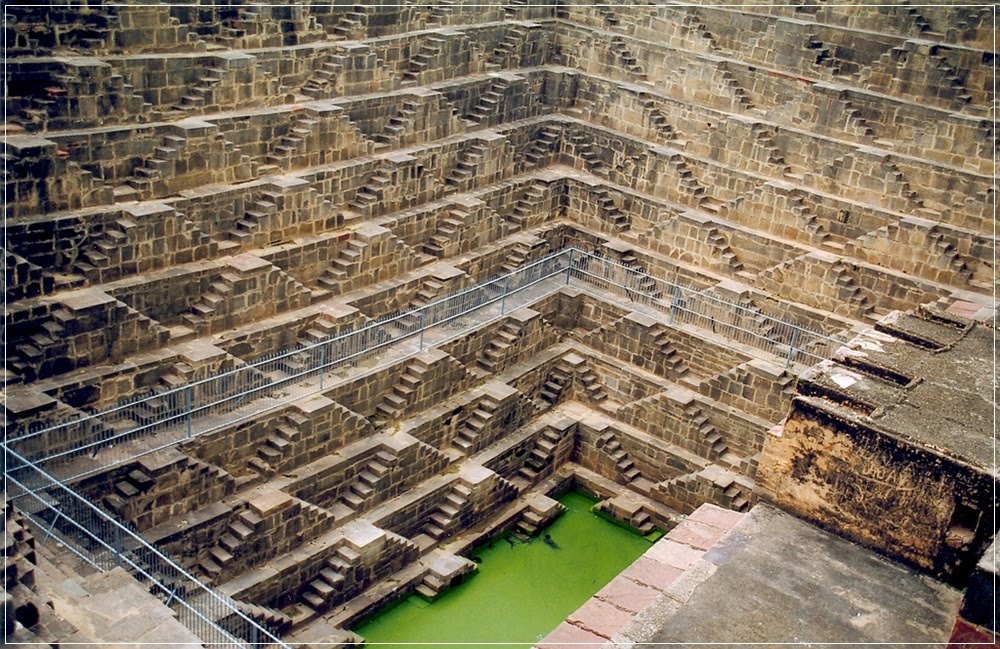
6;247;847;472
1;246;849;648
6;250;573;468
4;446;290;649
567;249;847;366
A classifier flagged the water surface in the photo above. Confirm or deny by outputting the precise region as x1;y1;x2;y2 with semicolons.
353;490;653;648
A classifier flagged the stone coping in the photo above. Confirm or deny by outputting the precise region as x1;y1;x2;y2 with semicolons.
535;503;743;649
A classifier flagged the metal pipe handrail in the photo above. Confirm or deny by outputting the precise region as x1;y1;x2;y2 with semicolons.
4;447;291;649
9;248;572;444
5;247;847;468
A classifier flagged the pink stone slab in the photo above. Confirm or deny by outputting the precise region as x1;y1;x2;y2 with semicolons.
567;597;634;639
644;539;705;570
536;621;608;649
666;519;731;551
686;504;744;531
595;576;661;613
621;556;684;591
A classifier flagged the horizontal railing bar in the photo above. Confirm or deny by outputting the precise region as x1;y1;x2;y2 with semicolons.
5;449;289;648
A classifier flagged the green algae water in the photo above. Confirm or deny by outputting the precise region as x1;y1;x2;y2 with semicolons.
353;490;653;648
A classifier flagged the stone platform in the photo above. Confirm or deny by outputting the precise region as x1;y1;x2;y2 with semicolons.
539;502;962;648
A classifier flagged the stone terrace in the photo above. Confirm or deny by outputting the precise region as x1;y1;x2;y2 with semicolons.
3;2;996;647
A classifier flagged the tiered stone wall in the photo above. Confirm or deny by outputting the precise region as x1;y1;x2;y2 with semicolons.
6;4;996;644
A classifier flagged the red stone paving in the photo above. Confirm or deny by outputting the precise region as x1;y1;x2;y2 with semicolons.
665;518;731;550
567;597;635;639
948;618;998;648
595;575;662;613
540;504;748;647
947;300;985;319
621;555;683;591
686;504;743;531
644;538;705;570
536;621;608;649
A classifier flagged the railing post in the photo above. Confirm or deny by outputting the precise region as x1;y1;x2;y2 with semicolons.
501;274;511;314
113;522;123;568
419;308;426;351
668;285;680;325
184;386;193;439
565;248;574;285
786;327;800;368
320;343;327;390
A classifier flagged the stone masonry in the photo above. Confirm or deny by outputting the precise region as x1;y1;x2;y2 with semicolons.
3;3;996;647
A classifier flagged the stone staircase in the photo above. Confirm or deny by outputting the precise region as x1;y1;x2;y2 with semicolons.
427;0;456;26
339;451;397;513
414;551;478;600
268;114;319;169
538;363;572;407
72;218;137;279
181;272;240;330
275;316;343;374
451;395;500;454
596;431;641;483
718;65;754;111
102;467;154;512
721;477;751;512
928;230;974;284
174;67;228;114
401;35;446;86
4;250;51;302
651;326;690;378
373;100;419;148
301;546;351;610
705;227;744;273
332;6;367;39
130;365;191;423
499;241;532;273
575;365;608;404
637;94;678;143
225;193;279;244
487;27;527;69
788;193;832;245
661;152;712;210
372;357;430;426
609;35;649;82
301;52;344;98
750;124;792;174
512;493;566;538
197;508;260;580
247;411;309;476
125;135;186;197
569;132;606;174
620;250;663;299
444;141;488;189
423;482;471;540
593;187;630;232
927;49;974;108
837;97;877;140
223;599;293;638
805;34;845;76
409;277;447;309
830;261;875;316
684;402;728;460
423;210;466;257
477;320;523;373
523;124;561;167
680;11;719;51
346;168;392;215
317;238;368;293
508;181;547;229
466;77;511;124
516;427;564;482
